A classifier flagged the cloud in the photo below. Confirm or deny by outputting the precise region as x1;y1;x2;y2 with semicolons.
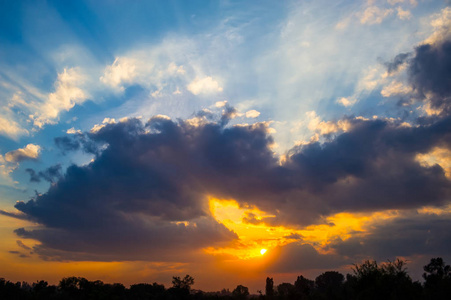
380;80;413;97
336;97;357;107
5;144;41;163
31;68;88;128
66;127;82;134
187;76;223;95
11;30;451;262
12;105;451;261
245;110;260;118
360;6;394;25
384;52;411;74
423;7;451;45
98;38;218;99
269;243;349;272
26;164;62;183
330;212;451;261
100;57;137;89
0;115;28;139
396;7;411;20
306;111;352;136
408;39;451;112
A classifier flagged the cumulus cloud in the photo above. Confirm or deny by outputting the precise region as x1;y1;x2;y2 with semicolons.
245;110;260;118
31;68;88;128
423;7;451;45
11;105;451;261
408;39;451;113
100;57;137;89
66;127;82;134
187;76;223;95
5;144;41;163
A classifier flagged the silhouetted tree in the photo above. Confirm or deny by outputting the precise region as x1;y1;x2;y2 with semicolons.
345;259;421;300
294;275;314;299
423;257;451;300
128;282;165;299
172;274;195;290
314;271;344;299
276;283;296;300
232;285;249;300
265;277;274;298
32;280;56;300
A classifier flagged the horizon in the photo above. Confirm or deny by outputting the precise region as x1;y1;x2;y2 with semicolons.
0;0;451;293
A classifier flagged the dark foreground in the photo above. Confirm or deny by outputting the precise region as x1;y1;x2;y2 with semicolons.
1;257;450;300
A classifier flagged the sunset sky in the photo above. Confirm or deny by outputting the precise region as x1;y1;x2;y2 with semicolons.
1;0;451;293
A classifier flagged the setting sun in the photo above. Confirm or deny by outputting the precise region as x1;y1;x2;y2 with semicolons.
260;249;267;255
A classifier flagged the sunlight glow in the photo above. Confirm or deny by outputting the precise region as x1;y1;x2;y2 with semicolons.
207;197;404;259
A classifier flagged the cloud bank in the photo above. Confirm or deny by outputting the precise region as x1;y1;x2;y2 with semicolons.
8;21;451;267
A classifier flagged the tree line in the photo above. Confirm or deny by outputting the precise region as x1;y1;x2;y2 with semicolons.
1;257;450;300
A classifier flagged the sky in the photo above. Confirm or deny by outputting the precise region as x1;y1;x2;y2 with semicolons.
0;0;451;293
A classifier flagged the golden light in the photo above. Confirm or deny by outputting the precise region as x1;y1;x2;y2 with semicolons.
206;196;404;260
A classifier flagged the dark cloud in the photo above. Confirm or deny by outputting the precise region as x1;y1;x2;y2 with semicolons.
408;39;451;112
8;250;30;258
0;209;30;221
385;52;411;74
16;240;31;251
26;164;62;183
268;243;350;272
12;110;451;261
329;212;451;262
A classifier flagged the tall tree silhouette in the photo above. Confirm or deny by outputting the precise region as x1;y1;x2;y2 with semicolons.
265;277;274;298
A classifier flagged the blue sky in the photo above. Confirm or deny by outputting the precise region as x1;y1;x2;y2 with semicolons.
0;0;451;291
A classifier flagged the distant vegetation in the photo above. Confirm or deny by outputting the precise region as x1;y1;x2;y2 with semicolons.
1;257;450;299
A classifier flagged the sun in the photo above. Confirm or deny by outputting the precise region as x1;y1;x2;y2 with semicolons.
260;248;267;255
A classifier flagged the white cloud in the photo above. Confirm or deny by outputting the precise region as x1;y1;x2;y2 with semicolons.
187;76;223;95
380;80;412;97
337;97;357;107
90;117;117;133
100;57;137;89
423;7;451;45
0;115;28;139
245;110;260;118
0;161;16;186
32;68;88;128
360;6;394;25
4;144;41;163
416;147;451;178
306;111;352;136
98;39;197;99
66;127;82;134
396;7;411;20
215;101;227;108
